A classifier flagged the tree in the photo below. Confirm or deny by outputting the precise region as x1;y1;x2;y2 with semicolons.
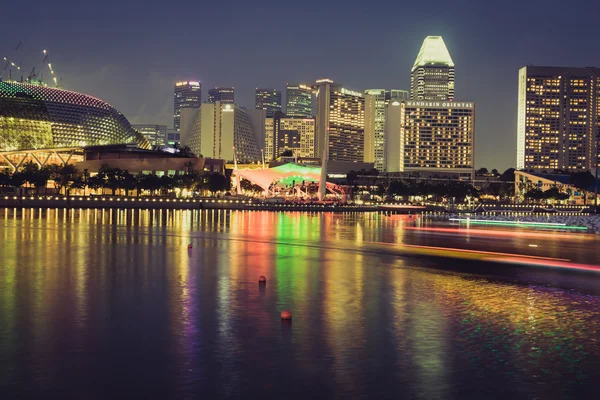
491;169;499;176
477;167;489;175
570;171;595;205
499;168;516;182
178;145;196;158
0;168;12;189
346;170;358;186
207;173;229;194
98;165;122;195
121;172;138;196
240;178;264;194
280;149;294;157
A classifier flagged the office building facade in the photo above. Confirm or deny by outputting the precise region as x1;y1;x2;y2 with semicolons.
364;89;409;171
400;100;475;176
410;36;455;101
315;79;365;162
255;88;282;117
208;87;235;104
517;66;600;171
286;84;313;117
184;102;261;163
174;81;201;132
166;129;180;146
264;112;315;160
132;124;167;147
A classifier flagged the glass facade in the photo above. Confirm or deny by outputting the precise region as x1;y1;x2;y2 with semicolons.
132;124;167;147
517;66;600;171
0;81;150;152
208;87;234;104
255;88;282;118
173;81;201;132
410;36;455;101
285;84;313;117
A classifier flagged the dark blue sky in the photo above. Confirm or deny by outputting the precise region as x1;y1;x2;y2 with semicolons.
2;0;599;171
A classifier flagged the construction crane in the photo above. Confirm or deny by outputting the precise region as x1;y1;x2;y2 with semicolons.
42;49;60;87
0;42;23;81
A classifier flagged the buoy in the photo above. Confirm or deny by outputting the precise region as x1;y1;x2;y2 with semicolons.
187;244;193;249
281;310;292;320
259;276;266;284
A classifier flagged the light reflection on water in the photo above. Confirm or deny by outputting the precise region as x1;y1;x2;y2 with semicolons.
0;208;600;399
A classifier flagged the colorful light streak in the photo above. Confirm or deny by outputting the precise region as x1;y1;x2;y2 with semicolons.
449;218;588;230
367;241;570;262
402;226;594;240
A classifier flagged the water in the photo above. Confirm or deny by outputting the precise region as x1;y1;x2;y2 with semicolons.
1;208;600;399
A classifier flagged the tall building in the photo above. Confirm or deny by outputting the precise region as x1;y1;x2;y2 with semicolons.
396;100;475;176
517;66;600;171
364;89;409;171
132;124;167;147
255;88;282;117
384;100;404;172
286;84;313;117
183;102;261;163
208;87;235;104
264;111;315;160
410;36;455;101
315;79;365;162
174;81;201;132
166;129;180;146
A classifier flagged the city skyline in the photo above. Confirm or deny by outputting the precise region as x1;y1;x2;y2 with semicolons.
2;0;599;171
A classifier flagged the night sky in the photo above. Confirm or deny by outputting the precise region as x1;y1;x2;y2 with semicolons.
2;0;599;171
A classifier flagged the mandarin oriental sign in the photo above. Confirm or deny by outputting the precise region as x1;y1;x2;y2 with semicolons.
406;101;474;108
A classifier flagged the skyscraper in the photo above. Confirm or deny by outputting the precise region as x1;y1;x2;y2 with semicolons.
315;79;365;162
174;81;201;132
264;112;315;160
208;87;235;104
286;84;313;117
410;36;455;101
517;66;600;171
364;89;409;171
398;100;475;177
255;88;282;117
183;102;261;163
132;124;167;147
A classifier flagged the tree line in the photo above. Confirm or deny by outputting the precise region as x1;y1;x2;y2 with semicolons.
0;161;230;197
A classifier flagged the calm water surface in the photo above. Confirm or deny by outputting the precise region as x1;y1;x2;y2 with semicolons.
1;209;600;399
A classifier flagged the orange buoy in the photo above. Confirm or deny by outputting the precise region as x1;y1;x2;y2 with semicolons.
259;276;266;284
280;310;292;320
187;244;193;249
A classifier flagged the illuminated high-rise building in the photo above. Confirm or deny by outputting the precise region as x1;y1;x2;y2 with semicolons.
286;84;313;117
364;89;409;171
166;128;180;146
315;79;365;162
410;36;455;101
208;87;235;104
183;102;261;163
174;81;201;132
517;66;600;171
132;124;167;147
396;100;474;177
255;88;282;117
264;111;315;160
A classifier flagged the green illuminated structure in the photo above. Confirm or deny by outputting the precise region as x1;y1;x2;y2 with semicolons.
0;81;150;152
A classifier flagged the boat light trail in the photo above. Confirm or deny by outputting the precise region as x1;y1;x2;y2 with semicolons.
449;218;588;230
